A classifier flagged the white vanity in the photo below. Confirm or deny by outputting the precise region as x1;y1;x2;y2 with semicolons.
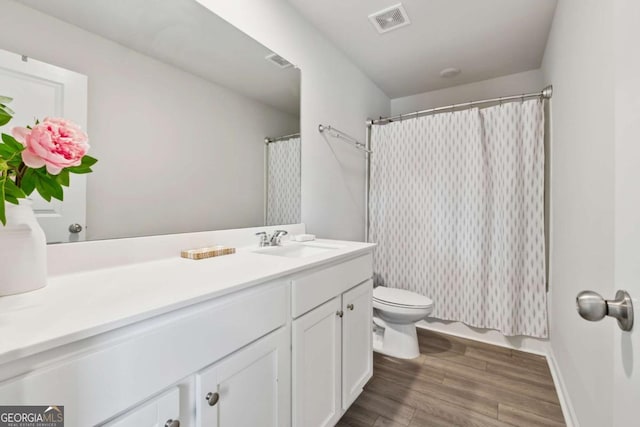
0;225;375;427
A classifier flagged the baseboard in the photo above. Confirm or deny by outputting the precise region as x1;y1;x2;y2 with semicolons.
544;347;579;427
415;321;549;356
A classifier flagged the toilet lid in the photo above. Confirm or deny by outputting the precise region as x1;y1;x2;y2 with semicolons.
373;287;433;309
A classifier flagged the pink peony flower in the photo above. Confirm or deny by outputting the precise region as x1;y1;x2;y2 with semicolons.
12;117;89;175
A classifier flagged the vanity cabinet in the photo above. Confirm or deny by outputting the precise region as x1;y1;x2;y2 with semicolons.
0;241;374;427
195;327;290;427
292;275;373;427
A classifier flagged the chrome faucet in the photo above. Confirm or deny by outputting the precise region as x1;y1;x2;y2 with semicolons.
255;230;288;247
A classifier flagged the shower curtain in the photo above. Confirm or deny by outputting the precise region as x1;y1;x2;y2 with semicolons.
266;136;301;226
369;100;547;337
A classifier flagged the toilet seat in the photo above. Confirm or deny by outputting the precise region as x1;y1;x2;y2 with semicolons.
373;286;433;309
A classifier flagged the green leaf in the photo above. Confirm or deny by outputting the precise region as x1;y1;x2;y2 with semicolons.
4;178;25;199
56;169;70;187
35;173;63;201
0;96;12;104
1;133;23;152
6;157;22;169
21;169;36;195
0;176;6;225
66;166;93;174
0;144;13;158
3;193;18;205
0;103;14;115
80;155;98;167
34;177;51;201
0;110;11;127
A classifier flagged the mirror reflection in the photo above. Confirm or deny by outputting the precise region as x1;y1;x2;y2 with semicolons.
265;133;301;226
0;0;301;243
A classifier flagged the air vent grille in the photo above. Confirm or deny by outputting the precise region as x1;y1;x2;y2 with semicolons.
265;53;293;69
369;3;411;34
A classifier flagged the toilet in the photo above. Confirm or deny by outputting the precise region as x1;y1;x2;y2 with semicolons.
372;286;434;359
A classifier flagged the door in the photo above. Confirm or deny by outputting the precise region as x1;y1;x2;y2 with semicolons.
292;296;342;427
0;48;88;243
612;0;640;423
196;327;290;427
341;280;373;410
101;388;180;427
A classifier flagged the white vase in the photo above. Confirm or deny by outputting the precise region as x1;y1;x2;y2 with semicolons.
0;199;47;296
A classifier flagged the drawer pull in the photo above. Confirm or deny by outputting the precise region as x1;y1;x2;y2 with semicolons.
206;391;220;406
347;304;354;311
165;419;180;427
336;310;344;318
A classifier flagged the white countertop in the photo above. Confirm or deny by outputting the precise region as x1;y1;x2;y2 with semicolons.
0;239;375;365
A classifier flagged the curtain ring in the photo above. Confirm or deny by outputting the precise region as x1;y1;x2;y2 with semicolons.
521;94;525;103
499;97;503;107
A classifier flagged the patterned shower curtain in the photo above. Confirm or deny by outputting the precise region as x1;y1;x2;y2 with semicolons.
369;100;547;337
266;136;301;226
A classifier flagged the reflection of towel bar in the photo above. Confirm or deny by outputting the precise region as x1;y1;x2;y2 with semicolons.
318;124;371;154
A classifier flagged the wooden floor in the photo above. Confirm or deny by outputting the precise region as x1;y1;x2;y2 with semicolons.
338;329;566;427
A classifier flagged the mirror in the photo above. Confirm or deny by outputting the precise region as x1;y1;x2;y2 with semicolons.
0;0;301;243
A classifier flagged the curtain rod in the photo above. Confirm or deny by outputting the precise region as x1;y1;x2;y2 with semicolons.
265;132;300;144
367;85;553;126
318;124;371;153
264;132;300;144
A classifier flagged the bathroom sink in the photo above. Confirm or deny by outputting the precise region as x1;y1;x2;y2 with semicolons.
253;243;343;258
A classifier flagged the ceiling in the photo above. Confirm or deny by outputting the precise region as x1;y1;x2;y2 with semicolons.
286;0;557;98
17;0;301;116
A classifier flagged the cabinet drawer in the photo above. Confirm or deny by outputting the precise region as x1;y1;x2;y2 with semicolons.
101;387;180;427
0;282;287;427
291;254;372;318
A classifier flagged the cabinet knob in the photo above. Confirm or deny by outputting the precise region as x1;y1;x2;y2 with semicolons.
336;310;344;318
347;304;354;311
165;419;180;427
206;391;220;406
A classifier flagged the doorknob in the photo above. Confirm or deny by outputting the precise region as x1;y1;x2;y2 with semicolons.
164;420;180;427
68;223;83;233
576;290;634;331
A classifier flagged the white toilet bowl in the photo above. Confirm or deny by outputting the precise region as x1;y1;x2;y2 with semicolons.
372;286;433;359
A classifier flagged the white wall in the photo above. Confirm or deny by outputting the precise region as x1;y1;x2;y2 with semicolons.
391;69;545;115
0;0;299;240
542;1;614;426
196;0;390;242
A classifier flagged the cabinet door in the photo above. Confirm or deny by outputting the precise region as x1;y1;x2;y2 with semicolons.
342;280;373;409
101;387;180;427
196;327;290;427
292;296;342;427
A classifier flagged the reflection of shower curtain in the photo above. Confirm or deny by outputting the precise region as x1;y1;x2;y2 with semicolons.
266;137;301;226
369;100;547;338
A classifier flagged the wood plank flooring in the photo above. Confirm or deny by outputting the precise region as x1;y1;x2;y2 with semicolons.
338;329;565;427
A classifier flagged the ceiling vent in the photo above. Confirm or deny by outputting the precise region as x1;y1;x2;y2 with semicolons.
265;53;293;69
368;3;411;34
